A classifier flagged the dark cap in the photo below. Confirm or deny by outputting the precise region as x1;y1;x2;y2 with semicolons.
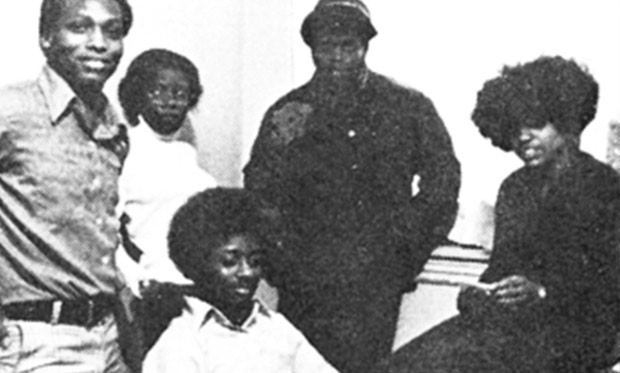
301;0;377;47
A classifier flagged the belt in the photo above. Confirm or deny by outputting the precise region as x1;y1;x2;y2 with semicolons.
2;295;115;327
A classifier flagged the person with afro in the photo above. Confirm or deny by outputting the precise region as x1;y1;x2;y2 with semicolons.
142;188;338;373
374;56;620;373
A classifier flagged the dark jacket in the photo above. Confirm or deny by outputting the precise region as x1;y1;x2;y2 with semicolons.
244;70;461;291
475;151;620;365
378;151;620;373
244;70;460;373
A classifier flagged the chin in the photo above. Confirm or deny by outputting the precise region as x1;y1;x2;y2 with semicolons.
158;123;183;135
74;74;109;92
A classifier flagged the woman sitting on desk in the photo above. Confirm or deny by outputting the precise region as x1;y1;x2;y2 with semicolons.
376;56;620;373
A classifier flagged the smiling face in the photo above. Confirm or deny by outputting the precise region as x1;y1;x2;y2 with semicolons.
41;0;124;93
511;122;570;168
142;68;192;135
195;234;263;323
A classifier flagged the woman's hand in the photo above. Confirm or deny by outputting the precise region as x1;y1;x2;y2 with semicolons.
457;284;495;317
490;275;545;307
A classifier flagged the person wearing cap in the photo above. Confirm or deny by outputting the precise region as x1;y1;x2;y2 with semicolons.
375;56;620;373
243;1;461;372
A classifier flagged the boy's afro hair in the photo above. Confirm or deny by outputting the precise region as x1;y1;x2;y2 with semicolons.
167;188;276;281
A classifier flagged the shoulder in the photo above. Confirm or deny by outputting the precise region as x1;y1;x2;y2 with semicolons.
501;166;528;186
367;71;436;108
261;309;308;344
574;152;620;195
147;310;197;355
264;82;314;116
577;152;619;179
496;166;535;203
143;313;199;373
255;84;315;147
0;80;43;123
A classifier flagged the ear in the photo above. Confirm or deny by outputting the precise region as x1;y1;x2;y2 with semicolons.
39;34;52;51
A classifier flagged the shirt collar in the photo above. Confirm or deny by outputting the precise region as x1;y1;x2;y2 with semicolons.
37;64;78;124
185;297;271;332
137;115;191;143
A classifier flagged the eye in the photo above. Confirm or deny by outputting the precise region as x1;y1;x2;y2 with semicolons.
221;253;239;268
173;89;190;101
146;88;162;99
247;252;265;268
66;20;90;33
103;22;124;40
317;43;335;52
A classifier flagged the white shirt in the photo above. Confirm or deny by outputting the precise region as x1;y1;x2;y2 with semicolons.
116;119;217;292
143;297;339;373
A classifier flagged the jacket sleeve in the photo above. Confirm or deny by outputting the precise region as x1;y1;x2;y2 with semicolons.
243;105;288;207
479;174;528;283
243;100;308;288
243;97;311;210
396;94;461;275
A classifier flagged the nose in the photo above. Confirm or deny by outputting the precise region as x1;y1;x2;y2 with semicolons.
331;46;345;61
518;128;533;143
237;258;259;279
87;27;108;51
159;95;186;110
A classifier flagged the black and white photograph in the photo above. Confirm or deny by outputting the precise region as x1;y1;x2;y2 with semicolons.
0;1;619;372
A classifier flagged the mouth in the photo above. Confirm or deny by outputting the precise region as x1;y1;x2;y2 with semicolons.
519;147;543;164
329;67;356;76
522;147;537;158
234;287;251;296
232;282;257;298
234;286;254;297
157;112;185;122
79;57;114;71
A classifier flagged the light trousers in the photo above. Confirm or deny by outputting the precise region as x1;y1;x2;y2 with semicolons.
0;314;129;373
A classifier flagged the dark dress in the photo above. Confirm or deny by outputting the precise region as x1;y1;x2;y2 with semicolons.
375;152;620;373
244;70;461;373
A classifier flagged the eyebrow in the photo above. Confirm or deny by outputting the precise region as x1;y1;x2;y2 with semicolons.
72;8;123;24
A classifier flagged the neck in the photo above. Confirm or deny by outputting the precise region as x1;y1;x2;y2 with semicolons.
194;287;254;327
548;140;579;178
536;143;579;199
69;86;108;117
215;301;254;327
49;62;106;111
312;68;368;109
313;66;367;93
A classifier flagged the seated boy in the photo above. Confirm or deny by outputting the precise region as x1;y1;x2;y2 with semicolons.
142;187;339;373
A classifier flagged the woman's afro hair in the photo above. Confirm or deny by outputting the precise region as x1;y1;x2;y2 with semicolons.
471;56;598;151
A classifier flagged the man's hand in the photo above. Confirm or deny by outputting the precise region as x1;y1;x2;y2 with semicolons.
139;280;188;319
491;275;545;307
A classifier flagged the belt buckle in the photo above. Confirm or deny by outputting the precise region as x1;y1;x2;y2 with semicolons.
50;300;62;325
51;299;97;327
